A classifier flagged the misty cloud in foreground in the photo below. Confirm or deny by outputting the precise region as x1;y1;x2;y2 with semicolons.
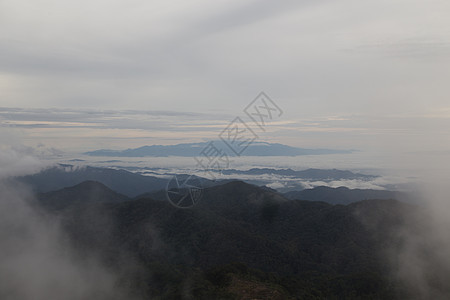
0;179;139;300
365;166;450;299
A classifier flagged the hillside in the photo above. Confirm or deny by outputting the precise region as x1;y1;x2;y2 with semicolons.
17;164;170;197
33;180;443;299
284;186;404;205
37;180;130;210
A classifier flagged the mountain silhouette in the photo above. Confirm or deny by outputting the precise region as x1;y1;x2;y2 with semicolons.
32;180;440;299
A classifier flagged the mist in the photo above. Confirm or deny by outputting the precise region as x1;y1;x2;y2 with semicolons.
385;168;450;299
0;179;142;300
0;144;141;300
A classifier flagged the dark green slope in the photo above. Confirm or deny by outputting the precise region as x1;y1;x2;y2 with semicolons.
37;180;130;210
284;186;405;205
38;180;435;299
18;164;169;197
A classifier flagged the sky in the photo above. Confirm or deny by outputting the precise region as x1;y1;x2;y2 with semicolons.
1;0;450;157
2;3;450;297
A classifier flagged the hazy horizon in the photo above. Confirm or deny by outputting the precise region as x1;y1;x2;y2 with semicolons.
1;0;450;161
1;1;450;299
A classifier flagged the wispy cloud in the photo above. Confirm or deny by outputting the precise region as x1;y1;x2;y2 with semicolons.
346;36;450;59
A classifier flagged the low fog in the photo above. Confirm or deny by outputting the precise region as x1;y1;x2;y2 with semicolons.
0;146;139;300
387;168;450;299
2;135;450;299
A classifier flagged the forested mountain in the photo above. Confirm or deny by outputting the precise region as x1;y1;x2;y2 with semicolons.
32;180;443;299
16;165;173;197
37;180;130;210
284;186;406;205
222;168;375;180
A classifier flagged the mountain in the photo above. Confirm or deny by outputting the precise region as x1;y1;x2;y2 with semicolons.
124;167;379;194
37;181;129;210
16;164;223;198
16;164;170;197
223;168;376;180
284;186;404;205
84;141;352;157
17;163;379;201
197;168;378;193
35;180;442;299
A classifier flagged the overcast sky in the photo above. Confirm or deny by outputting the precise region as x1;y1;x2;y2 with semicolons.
1;0;450;155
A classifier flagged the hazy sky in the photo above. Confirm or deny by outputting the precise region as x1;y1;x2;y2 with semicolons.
1;0;450;154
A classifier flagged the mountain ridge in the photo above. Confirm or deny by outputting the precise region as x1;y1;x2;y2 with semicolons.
39;180;429;299
37;180;130;210
284;185;407;205
84;141;352;157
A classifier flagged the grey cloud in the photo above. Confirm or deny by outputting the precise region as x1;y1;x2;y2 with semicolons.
0;107;233;132
178;0;320;40
347;36;450;59
0;129;52;178
0;181;138;300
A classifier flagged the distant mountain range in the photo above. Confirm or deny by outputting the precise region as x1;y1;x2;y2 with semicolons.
16;164;170;197
84;141;352;157
222;168;376;180
37;180;129;210
33;180;440;299
15;164;382;199
284;186;407;205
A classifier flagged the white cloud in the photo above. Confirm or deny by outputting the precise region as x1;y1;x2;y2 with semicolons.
0;181;135;300
0;0;449;115
0;129;52;178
